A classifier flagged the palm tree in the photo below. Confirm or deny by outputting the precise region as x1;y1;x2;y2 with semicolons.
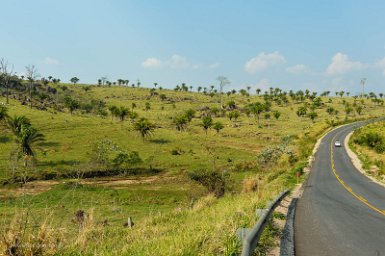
256;88;261;96
174;114;188;131
8;115;31;136
202;116;213;135
8;115;44;166
118;106;129;121
213;122;224;133
0;104;8;123
17;124;44;166
109;105;119;121
273;110;281;120
133;118;156;141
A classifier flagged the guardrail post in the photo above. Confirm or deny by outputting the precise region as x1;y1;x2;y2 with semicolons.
238;190;290;256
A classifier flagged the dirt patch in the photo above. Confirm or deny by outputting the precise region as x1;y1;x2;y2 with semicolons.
79;175;168;188
0;174;177;198
0;180;59;199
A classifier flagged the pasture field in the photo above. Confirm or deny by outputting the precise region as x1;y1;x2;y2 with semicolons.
0;84;384;255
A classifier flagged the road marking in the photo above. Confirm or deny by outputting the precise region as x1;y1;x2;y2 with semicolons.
330;130;385;217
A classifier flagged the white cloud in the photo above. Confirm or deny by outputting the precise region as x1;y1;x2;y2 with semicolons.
208;63;219;69
326;53;364;75
168;54;189;68
43;57;59;65
375;57;385;75
142;55;218;70
244;51;286;74
142;58;163;69
286;64;307;74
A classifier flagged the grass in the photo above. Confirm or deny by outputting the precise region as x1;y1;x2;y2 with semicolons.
350;121;385;178
1;84;384;254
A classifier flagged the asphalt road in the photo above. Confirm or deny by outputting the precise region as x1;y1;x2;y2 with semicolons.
295;121;385;256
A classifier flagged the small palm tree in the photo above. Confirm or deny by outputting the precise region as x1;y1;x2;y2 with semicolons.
213;122;224;133
202;116;213;135
133;118;156;141
118;107;129;121
8;115;31;136
0;104;8;123
273;110;281;120
174;114;188;131
8;115;44;166
18;124;45;166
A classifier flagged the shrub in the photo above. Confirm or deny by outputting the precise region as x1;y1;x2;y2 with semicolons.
242;176;261;193
188;169;229;197
112;151;143;167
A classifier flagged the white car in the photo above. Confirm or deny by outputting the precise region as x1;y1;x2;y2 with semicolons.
334;141;342;147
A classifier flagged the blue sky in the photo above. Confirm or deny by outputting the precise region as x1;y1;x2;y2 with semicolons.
2;0;385;94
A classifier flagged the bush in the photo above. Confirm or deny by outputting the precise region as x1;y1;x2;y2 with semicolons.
188;169;230;197
112;151;143;167
375;144;385;154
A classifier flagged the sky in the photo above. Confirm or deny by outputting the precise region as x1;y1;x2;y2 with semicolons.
2;0;385;94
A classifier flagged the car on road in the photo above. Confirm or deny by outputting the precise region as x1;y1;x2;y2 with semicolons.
334;141;342;147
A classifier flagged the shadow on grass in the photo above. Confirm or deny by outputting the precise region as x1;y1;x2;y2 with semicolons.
37;141;61;147
39;159;80;167
0;136;11;144
150;138;170;144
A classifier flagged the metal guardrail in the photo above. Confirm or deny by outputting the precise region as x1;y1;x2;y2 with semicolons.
237;189;290;256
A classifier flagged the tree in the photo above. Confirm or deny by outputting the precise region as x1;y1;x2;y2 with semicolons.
213;122;224;133
118;106;129;121
64;96;80;114
70;77;80;85
296;106;307;118
227;110;240;122
202;116;213;135
355;105;363;115
217;76;230;103
8;115;44;166
109;105;119;121
246;102;265;127
184;109;196;121
326;106;335;116
273;110;281;120
145;102;151;111
174;114;188;131
307;111;318;122
256;88;261;96
129;111;138;123
133;118;156;141
17;124;45;166
0;104;9;127
25;65;39;109
0;58;14;104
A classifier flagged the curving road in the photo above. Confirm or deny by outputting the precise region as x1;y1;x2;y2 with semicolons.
295;120;385;256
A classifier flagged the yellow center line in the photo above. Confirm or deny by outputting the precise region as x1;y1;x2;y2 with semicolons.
330;129;385;217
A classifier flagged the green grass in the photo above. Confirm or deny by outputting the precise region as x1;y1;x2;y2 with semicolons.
350;121;385;177
1;85;384;254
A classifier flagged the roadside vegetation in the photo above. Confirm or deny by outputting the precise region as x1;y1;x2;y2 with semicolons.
350;121;385;181
1;63;384;254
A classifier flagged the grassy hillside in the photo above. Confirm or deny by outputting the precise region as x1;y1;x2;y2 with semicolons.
0;83;384;255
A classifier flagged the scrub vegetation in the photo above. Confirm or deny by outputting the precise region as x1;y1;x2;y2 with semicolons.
0;70;384;255
350;121;385;180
